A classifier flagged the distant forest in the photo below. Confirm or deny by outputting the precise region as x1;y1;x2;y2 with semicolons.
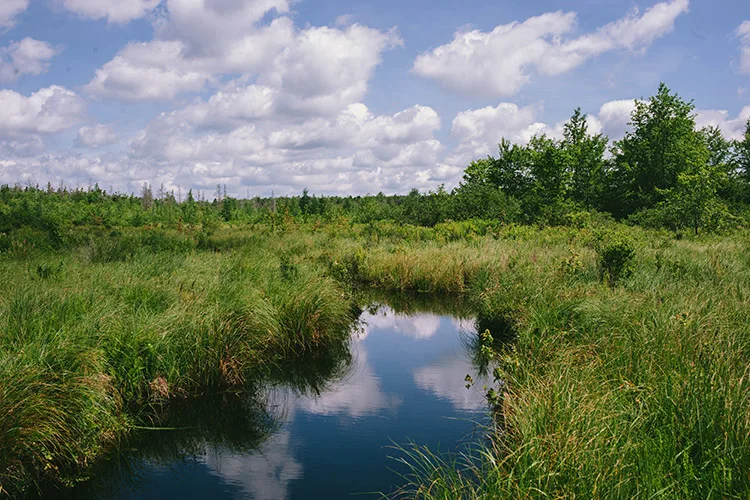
2;84;749;237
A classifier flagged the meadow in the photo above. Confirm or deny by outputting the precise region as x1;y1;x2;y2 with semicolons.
1;219;748;498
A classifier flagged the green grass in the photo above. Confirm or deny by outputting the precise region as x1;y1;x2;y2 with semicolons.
0;232;356;496
2;222;749;498
349;227;750;499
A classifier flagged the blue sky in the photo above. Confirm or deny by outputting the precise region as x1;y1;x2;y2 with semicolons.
0;0;748;197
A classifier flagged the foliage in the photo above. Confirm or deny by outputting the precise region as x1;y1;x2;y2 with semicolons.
594;230;636;285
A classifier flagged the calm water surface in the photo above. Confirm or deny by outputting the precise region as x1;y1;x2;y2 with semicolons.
69;302;492;499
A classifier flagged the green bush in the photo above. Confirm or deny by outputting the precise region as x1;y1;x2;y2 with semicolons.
594;231;636;285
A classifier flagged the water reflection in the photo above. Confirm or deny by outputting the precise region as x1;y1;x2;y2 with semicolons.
413;356;489;411
64;296;495;500
362;309;443;339
296;341;402;419
200;430;302;500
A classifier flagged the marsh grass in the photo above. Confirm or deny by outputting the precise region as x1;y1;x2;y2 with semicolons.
2;223;749;498
360;228;750;499
0;232;357;496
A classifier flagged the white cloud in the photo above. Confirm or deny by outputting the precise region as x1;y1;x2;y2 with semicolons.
77;124;117;147
695;107;750;140
262;24;402;114
86;0;399;109
77;0;407;194
413;0;689;97
123;93;442;195
738;21;750;75
84;41;213;101
176;84;277;128
0;0;28;31
445;102;548;169
267;103;440;150
57;0;160;24
0;135;45;157
595;99;637;139
452;102;546;148
0;38;59;83
0;86;87;136
156;0;291;54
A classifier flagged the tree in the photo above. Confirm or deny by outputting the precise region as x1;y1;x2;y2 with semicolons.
299;188;312;215
462;140;534;202
183;189;197;223
731;119;750;203
611;83;708;217
220;197;238;221
141;183;153;210
561;108;608;208
658;162;730;235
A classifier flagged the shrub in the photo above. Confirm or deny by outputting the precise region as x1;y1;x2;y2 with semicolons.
594;231;636;285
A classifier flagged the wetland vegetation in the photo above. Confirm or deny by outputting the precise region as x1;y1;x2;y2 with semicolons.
2;84;750;498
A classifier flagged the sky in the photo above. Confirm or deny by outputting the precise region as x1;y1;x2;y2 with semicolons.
0;0;748;198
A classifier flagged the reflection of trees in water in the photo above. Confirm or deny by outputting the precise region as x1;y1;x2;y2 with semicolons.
464;313;517;377
357;289;475;320
267;334;353;397
54;390;279;499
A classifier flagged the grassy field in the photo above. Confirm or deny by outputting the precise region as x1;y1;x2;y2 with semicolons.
1;221;749;498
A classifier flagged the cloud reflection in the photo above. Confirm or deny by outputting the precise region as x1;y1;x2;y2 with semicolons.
413;355;489;412
360;306;443;339
297;341;401;419
201;429;303;500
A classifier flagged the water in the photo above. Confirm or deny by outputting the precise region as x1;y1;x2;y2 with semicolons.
68;301;493;499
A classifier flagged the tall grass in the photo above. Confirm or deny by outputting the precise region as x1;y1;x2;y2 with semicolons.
347;227;750;498
0;232;356;496
2;223;749;498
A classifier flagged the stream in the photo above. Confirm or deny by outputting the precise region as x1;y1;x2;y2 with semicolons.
63;300;494;499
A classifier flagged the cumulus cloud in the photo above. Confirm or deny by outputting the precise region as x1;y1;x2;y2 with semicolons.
77;124;117;147
0;135;45;158
0;38;59;83
84;41;213;101
0;0;28;31
413;0;689;97
595;99;638;139
738;21;750;74
695;107;750;140
444;102;549;169
123;92;442;195
0;86;87;136
156;0;291;54
57;0;160;24
85;0;399;110
261;24;402;114
172;84;277;128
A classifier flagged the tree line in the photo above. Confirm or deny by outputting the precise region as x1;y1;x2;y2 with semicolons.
1;83;749;238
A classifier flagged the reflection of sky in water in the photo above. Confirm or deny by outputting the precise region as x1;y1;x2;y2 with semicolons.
82;305;492;500
200;430;303;500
